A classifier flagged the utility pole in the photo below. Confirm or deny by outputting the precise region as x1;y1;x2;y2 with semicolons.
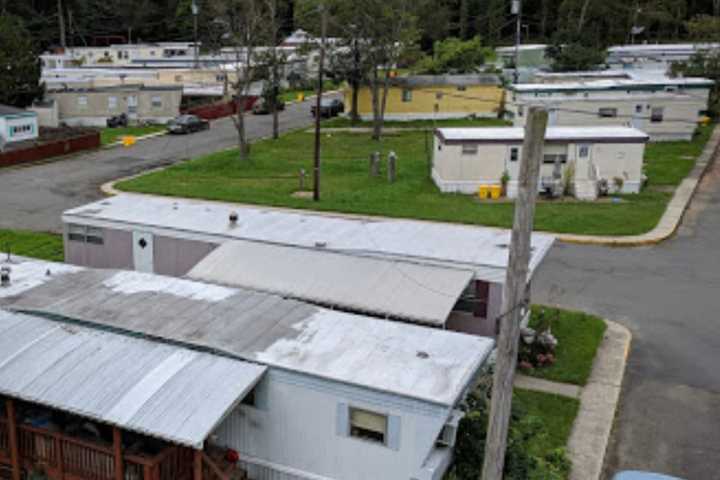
481;106;548;480
57;0;66;49
192;0;200;69
312;5;328;202
512;0;522;84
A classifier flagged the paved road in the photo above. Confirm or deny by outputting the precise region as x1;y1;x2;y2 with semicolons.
533;153;720;480
0;95;335;232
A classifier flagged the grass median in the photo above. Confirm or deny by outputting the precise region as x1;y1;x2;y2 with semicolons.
0;229;64;262
117;122;713;236
101;125;166;145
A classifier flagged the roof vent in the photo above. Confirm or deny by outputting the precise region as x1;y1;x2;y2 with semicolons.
229;211;239;224
0;266;11;287
314;241;327;248
416;351;429;359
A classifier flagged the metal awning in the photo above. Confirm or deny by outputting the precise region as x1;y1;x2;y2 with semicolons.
187;240;475;325
0;309;266;449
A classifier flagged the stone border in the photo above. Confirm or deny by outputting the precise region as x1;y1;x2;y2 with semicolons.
566;320;631;480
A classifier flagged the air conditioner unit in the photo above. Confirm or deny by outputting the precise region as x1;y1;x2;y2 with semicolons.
437;409;463;447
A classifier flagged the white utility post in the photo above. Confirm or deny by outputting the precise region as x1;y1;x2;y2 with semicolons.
481;106;548;480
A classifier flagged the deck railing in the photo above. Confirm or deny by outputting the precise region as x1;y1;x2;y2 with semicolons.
0;418;192;480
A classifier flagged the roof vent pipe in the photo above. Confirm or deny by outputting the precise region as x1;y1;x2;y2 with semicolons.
229;211;239;225
1;266;10;287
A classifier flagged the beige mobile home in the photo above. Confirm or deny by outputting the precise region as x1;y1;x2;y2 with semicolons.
432;127;649;200
506;77;712;141
46;84;182;127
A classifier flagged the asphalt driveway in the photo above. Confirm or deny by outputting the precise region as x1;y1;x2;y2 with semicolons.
0;95;336;232
533;153;720;479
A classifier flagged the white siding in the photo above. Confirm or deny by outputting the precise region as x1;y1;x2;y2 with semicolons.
212;369;453;480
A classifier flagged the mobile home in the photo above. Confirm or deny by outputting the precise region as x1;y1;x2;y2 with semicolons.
0;257;495;480
61;194;554;336
432;126;649;200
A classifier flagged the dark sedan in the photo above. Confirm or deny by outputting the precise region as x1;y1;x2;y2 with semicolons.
311;98;344;118
167;115;210;134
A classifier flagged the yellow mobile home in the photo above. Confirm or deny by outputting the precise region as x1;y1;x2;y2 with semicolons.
347;74;504;120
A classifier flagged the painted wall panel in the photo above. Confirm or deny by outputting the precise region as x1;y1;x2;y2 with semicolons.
152;235;218;277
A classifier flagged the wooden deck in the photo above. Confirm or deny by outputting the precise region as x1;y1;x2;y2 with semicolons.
1;400;243;480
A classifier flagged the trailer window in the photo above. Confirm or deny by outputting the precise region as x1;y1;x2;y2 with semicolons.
350;408;387;444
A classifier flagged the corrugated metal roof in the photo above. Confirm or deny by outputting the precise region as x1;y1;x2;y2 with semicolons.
62;194;555;280
1;259;494;406
0;309;266;449
187;240;474;325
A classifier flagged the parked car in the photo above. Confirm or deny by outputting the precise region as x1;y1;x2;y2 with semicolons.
167;115;210;134
613;472;684;480
311;98;344;118
252;97;286;115
106;113;128;128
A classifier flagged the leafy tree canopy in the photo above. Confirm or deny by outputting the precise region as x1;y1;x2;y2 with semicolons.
415;36;494;74
0;15;44;108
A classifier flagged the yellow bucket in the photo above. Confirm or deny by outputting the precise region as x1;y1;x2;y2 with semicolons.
478;185;490;199
122;135;137;147
297;92;305;102
490;185;502;199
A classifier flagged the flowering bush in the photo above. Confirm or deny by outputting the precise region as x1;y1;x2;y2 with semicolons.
518;309;559;370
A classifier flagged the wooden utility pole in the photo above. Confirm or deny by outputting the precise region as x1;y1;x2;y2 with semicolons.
312;5;328;202
481;106;548;480
113;427;124;480
512;0;522;84
5;399;21;480
57;0;66;49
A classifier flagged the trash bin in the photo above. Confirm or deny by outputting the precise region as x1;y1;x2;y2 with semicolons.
490;184;502;199
478;185;490;199
298;92;305;102
122;136;137;147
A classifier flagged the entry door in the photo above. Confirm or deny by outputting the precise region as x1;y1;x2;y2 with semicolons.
548;109;558;126
132;231;154;273
631;104;644;129
127;95;138;120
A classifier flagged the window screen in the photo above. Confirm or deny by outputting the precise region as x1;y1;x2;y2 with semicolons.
462;143;478;155
598;107;618;118
401;89;412;102
651;107;664;123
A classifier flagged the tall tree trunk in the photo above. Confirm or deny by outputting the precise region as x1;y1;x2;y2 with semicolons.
577;0;593;33
460;0;469;39
540;0;549;39
57;0;66;48
350;80;360;125
236;98;249;160
271;65;279;140
371;68;382;140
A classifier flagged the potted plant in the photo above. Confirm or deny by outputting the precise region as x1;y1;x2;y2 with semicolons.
500;170;510;197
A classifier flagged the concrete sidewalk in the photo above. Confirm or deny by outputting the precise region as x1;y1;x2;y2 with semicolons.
514;319;631;480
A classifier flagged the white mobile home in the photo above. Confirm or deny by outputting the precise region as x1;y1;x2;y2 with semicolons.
61;194;554;337
0;258;495;480
606;43;720;71
433;127;649;200
45;84;182;127
506;76;712;141
0;104;38;147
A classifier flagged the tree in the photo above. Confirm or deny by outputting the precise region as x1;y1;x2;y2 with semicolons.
0;15;44;108
207;0;268;161
415;36;492;74
546;42;607;71
351;0;419;140
671;51;720;116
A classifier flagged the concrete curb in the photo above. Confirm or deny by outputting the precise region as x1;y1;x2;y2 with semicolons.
102;130;168;149
556;125;720;246
567;319;631;480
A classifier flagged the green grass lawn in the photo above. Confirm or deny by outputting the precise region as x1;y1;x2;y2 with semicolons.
117;124;713;236
514;388;580;460
0;229;64;262
101;125;166;145
523;306;607;386
321;117;511;128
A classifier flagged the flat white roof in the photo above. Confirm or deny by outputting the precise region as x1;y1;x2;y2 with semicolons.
63;194;555;280
608;43;720;53
0;309;265;448
187;240;475;325
436;126;649;143
1;258;493;406
511;77;714;92
496;44;548;53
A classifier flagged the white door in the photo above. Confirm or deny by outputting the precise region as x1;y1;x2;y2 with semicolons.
548;109;558;126
127;95;138;121
132;231;154;273
631;104;644;129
